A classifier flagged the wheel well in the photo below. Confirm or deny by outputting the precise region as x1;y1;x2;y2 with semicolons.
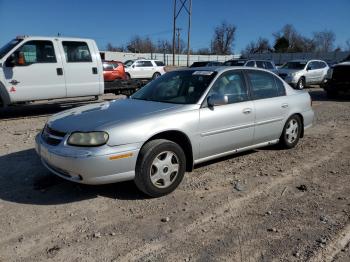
144;131;194;172
294;113;304;138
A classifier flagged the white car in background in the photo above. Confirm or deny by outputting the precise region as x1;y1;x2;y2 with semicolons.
124;59;166;79
278;59;329;89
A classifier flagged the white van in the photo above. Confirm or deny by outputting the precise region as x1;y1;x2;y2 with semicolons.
0;36;104;107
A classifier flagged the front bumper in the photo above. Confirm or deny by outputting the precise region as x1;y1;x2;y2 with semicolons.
35;134;141;185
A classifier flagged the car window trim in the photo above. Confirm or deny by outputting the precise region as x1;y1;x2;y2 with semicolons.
200;69;252;108
243;69;281;100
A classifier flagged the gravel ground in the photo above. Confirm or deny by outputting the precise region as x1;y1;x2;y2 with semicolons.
0;88;349;262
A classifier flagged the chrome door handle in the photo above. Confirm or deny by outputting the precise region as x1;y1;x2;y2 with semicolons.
243;108;252;114
9;79;20;85
281;103;289;108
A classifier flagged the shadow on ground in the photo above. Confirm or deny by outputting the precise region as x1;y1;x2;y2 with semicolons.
0;148;147;205
307;88;350;102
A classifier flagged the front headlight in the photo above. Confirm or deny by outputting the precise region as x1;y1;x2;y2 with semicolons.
289;72;297;77
67;132;109;147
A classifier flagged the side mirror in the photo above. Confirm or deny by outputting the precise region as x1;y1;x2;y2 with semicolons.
132;65;135;68
207;94;228;107
5;54;16;67
306;66;312;71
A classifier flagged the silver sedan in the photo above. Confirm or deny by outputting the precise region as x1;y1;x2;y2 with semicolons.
35;67;314;197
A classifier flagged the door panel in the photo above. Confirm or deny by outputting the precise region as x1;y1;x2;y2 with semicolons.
3;40;66;102
198;70;254;158
253;96;289;143
245;70;289;144
199;101;255;158
59;41;99;97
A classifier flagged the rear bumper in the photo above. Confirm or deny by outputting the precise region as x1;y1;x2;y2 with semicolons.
322;79;350;92
35;134;141;185
302;109;315;130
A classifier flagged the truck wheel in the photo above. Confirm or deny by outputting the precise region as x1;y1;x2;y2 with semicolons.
152;72;161;79
296;77;305;90
279;115;302;149
135;139;186;197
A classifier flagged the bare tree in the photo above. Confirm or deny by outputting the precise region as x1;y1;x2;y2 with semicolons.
243;38;272;55
273;24;315;52
346;39;350;51
211;21;236;55
126;36;156;53
313;30;336;52
106;43;125;52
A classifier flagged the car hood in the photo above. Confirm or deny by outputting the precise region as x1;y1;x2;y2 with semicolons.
47;98;184;133
278;68;302;74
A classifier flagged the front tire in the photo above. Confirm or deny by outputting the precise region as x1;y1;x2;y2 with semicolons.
135;139;186;197
279;115;302;149
296;77;305;90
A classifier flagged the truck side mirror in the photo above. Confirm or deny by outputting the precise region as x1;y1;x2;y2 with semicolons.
5;54;16;67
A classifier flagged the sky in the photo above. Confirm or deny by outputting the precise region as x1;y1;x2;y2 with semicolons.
0;0;349;53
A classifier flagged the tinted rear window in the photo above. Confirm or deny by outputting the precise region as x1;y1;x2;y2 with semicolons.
155;61;165;66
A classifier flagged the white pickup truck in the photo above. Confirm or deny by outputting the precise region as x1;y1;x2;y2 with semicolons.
0;36;104;107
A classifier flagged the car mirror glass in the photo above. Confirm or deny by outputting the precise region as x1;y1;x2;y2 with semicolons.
207;94;228;107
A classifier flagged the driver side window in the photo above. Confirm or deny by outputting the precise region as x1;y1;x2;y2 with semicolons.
208;71;249;104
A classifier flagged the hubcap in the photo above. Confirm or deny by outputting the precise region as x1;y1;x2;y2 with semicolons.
285;119;299;144
150;151;179;188
299;80;304;89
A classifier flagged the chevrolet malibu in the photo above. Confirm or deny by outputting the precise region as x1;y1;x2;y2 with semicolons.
36;67;314;197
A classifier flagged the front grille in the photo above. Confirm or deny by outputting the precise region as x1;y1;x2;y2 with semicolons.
42;125;66;146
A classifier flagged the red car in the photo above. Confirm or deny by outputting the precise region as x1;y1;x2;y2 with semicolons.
103;60;127;81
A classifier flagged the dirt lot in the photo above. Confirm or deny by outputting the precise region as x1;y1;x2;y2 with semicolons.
0;88;349;262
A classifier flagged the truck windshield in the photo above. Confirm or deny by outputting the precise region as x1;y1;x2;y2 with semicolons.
0;39;23;59
131;70;217;104
281;62;306;70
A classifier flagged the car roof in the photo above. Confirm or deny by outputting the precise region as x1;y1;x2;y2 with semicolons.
103;60;123;64
178;66;276;74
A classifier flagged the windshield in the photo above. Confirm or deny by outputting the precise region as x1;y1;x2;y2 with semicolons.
124;60;134;67
281;61;306;70
131;70;217;104
0;39;23;59
223;60;246;66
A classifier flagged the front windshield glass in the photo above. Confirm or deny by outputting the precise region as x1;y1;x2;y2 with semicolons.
131;70;217;104
282;61;306;70
0;39;23;59
124;60;134;67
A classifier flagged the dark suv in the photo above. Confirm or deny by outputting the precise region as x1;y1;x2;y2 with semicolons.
322;55;350;97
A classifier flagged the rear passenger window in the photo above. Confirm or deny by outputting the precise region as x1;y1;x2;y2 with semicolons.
16;40;56;64
209;71;249;104
265;62;274;69
247;71;278;99
62;41;92;62
256;61;265;68
275;78;286;96
155;61;165;66
246;61;255;67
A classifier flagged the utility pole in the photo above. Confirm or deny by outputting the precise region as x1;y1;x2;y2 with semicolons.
172;0;177;66
186;0;192;67
176;28;181;66
172;0;192;66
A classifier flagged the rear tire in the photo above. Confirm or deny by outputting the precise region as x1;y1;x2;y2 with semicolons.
152;72;161;80
135;139;186;197
279;115;302;149
296;77;305;90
